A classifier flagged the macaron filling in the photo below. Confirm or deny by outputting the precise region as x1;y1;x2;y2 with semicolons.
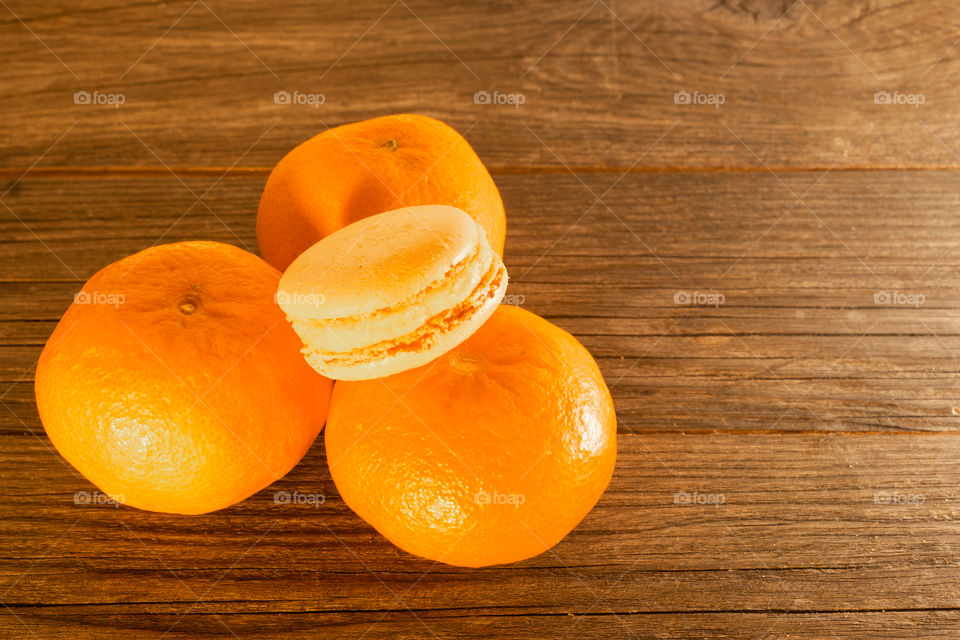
299;255;506;368
291;239;490;352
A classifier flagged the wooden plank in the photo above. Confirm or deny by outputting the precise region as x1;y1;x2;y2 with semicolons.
8;170;960;278
2;0;960;169
4;172;960;432
2;432;960;638
3;611;960;640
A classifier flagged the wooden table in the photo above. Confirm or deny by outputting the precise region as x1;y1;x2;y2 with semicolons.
4;1;960;637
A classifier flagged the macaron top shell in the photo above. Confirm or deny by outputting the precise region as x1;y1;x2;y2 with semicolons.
278;205;479;320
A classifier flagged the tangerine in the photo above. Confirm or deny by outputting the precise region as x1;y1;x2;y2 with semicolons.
256;113;506;270
35;241;332;515
325;305;616;567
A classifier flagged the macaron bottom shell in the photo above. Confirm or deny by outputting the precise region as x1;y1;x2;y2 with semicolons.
299;256;507;381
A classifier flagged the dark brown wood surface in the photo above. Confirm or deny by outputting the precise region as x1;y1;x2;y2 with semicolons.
4;1;960;638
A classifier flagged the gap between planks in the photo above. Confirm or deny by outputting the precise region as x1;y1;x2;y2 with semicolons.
4;605;960;617
6;165;960;179
3;429;960;437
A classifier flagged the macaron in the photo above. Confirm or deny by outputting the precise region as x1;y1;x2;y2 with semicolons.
277;205;508;380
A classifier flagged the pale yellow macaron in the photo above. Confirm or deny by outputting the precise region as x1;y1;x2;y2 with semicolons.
277;205;508;380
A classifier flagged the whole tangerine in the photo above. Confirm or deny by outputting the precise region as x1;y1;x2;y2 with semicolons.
325;305;617;567
256;113;506;271
35;241;332;515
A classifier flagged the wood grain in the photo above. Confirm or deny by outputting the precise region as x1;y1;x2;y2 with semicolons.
5;0;960;637
4;170;960;634
4;172;960;435
2;0;960;169
5;613;960;640
3;432;960;639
